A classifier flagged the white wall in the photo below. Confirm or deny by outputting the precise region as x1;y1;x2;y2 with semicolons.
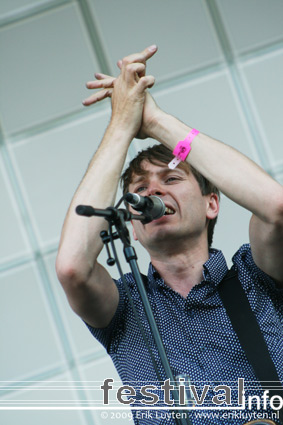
0;1;282;424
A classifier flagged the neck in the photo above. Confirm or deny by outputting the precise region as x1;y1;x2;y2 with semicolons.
149;239;210;298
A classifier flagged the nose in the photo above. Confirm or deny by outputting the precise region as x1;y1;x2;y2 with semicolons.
147;180;165;197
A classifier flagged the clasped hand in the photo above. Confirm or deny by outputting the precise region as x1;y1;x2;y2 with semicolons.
83;45;160;140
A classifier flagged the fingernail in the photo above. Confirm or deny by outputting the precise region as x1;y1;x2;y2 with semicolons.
148;44;157;52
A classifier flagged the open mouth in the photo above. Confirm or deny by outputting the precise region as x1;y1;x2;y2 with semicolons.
164;206;175;215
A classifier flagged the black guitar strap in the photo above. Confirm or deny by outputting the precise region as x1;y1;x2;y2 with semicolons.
218;269;283;424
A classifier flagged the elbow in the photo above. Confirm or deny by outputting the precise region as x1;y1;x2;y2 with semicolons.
273;189;283;226
55;255;76;288
55;252;90;290
264;186;283;226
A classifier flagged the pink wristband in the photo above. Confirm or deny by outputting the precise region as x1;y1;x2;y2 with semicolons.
168;129;199;169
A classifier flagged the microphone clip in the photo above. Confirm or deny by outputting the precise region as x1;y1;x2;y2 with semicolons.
100;230;117;266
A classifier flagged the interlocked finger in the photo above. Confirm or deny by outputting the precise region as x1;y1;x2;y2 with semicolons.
86;77;115;90
83;88;113;106
95;72;112;80
121;45;157;66
122;62;146;83
119;45;157;77
136;75;155;93
82;45;157;106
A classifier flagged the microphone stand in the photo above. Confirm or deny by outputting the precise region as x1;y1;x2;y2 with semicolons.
76;204;193;425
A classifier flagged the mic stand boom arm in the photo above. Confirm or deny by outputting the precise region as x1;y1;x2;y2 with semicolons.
76;204;192;425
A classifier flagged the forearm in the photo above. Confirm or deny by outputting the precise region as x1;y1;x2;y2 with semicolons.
57;45;156;289
148;111;283;224
56;124;132;283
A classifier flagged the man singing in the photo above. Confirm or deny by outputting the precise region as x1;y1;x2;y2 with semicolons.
56;46;283;424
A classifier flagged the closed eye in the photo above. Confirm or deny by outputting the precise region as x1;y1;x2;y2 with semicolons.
165;176;181;183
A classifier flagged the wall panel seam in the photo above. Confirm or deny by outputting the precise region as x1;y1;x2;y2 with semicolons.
203;0;273;171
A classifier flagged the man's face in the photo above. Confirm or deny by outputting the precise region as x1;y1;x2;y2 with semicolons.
127;160;219;253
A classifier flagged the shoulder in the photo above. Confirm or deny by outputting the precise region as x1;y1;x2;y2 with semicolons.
232;243;283;297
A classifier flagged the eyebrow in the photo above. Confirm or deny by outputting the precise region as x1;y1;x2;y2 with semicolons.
130;168;187;185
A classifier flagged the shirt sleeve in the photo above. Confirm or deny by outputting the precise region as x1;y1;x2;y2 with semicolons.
232;243;283;295
84;277;129;354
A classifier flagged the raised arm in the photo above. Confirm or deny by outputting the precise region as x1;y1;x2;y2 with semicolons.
55;46;157;328
84;48;283;285
147;111;283;286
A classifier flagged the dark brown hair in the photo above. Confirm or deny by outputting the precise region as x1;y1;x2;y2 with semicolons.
121;144;220;248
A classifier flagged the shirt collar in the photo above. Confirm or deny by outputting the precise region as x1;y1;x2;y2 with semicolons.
147;248;228;290
146;263;164;291
202;248;228;287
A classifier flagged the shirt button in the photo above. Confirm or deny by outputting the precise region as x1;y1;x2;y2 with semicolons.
187;308;195;318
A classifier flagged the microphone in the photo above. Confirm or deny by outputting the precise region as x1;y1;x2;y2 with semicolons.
125;193;166;222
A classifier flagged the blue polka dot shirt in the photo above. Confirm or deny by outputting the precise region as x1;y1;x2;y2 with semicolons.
86;244;283;424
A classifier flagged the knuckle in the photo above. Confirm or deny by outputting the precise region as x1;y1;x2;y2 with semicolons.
122;56;130;65
125;63;136;74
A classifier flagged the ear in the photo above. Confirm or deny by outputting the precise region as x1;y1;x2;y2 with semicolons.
206;193;219;220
